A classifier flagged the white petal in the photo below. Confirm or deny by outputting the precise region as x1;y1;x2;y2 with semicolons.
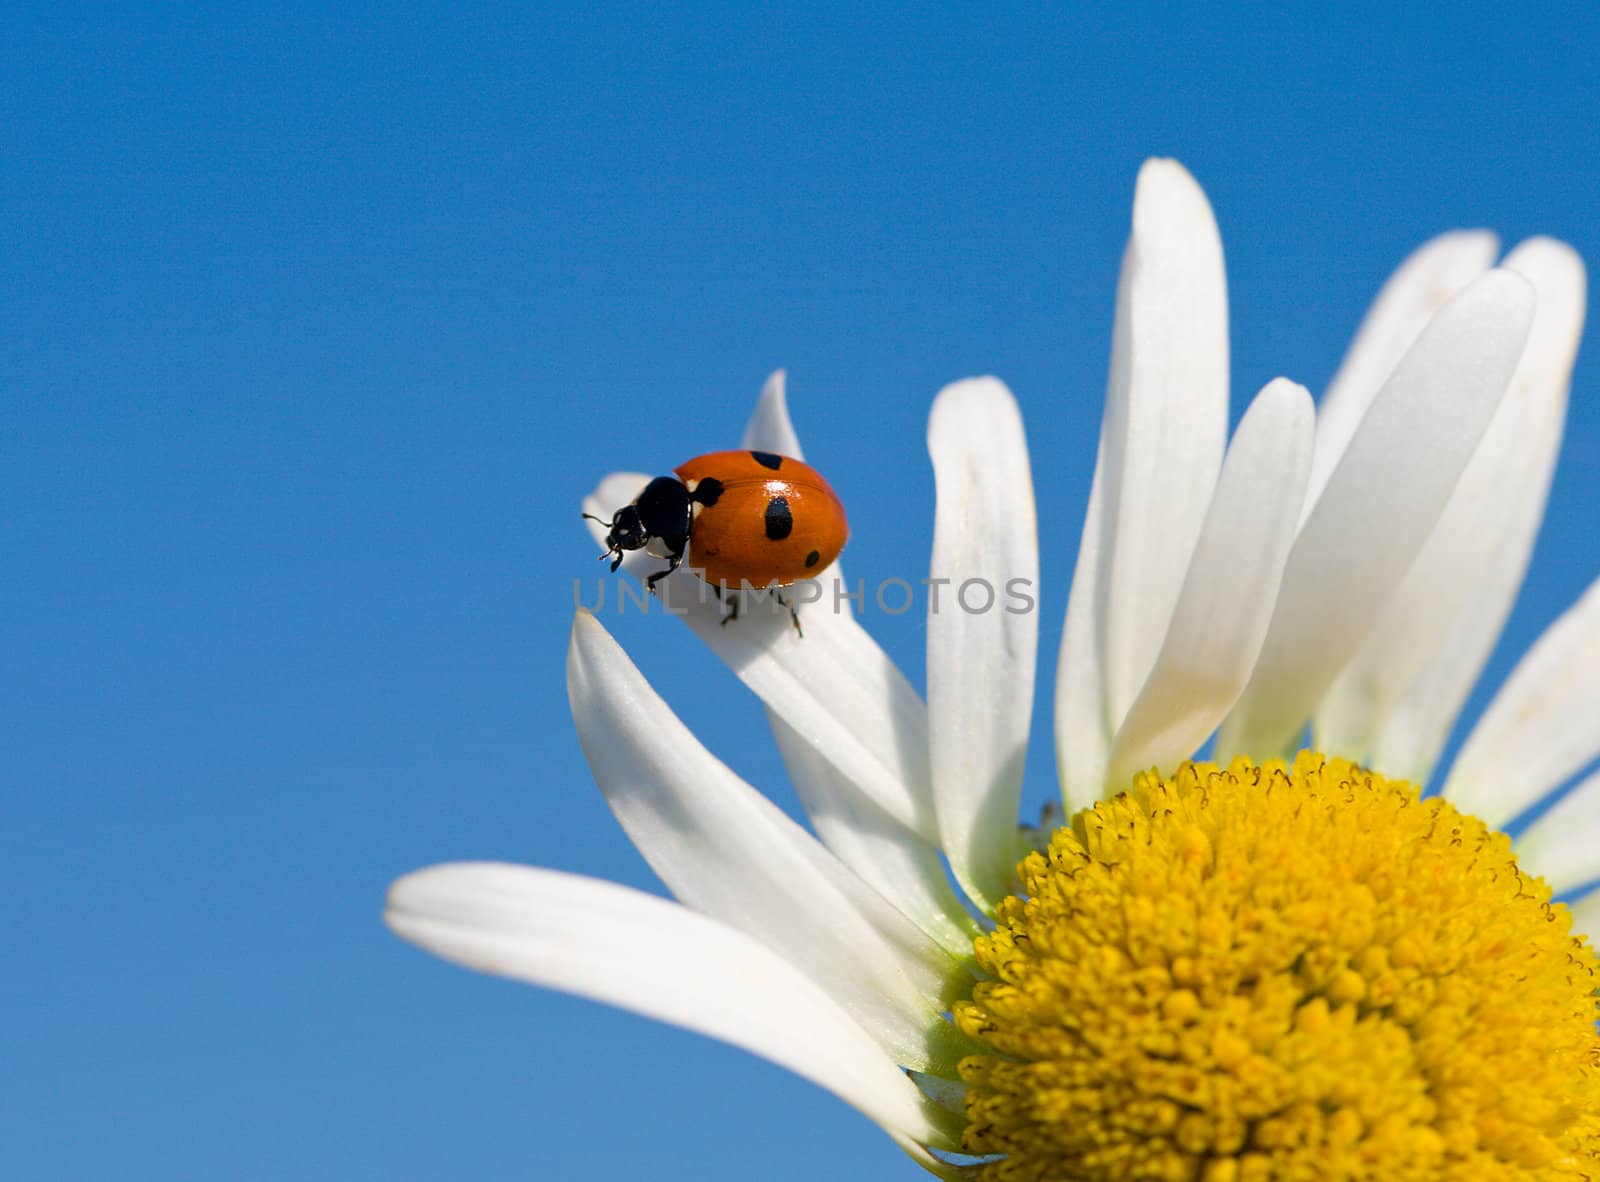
769;713;980;960
1514;769;1600;895
731;375;969;945
1317;239;1586;780
1444;575;1600;829
1372;240;1586;779
1057;158;1228;811
567;612;971;1070
1056;442;1112;813
738;368;854;636
1567;886;1600;946
1096;159;1230;727
1106;380;1314;788
741;369;805;459
729;372;971;949
1219;269;1536;760
582;478;937;840
385;863;955;1148
926;377;1039;910
1305;231;1499;514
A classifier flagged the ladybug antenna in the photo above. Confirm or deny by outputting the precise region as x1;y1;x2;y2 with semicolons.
581;511;611;525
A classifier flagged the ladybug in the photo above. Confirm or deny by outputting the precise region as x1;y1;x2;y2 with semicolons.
588;449;848;629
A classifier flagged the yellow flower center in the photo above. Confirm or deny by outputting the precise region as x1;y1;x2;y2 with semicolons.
952;753;1600;1181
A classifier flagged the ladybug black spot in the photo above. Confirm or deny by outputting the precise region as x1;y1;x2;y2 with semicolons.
691;476;724;507
804;549;821;568
764;496;794;541
750;450;784;470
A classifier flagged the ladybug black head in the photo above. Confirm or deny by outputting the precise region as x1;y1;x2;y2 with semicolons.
601;505;649;567
585;476;694;573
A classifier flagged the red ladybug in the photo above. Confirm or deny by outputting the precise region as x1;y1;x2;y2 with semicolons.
589;450;848;628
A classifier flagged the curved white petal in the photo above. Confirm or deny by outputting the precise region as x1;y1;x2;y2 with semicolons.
1356;239;1580;786
1514;769;1600;895
738;368;854;633
769;713;980;960
1305;230;1500;514
1097;159;1230;727
1058;158;1228;810
1106;380;1314;787
1056;442;1111;813
567;612;970;1070
385;863;955;1149
733;373;971;950
731;374;969;944
739;369;857;646
1444;575;1600;829
582;478;937;840
1567;887;1600;946
1219;269;1536;760
1317;239;1586;779
926;377;1039;911
742;369;805;459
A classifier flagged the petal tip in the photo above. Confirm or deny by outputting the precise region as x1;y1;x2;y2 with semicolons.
384;862;462;923
1254;376;1316;425
1443;227;1501;254
1504;237;1588;301
1479;265;1538;307
931;374;1015;411
927;376;1025;451
758;368;789;408
743;371;802;457
1133;158;1214;223
1136;156;1198;188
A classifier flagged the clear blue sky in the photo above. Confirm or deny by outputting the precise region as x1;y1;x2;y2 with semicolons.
5;4;1599;1179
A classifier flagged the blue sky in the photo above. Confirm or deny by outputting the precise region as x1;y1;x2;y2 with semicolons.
5;4;1599;1179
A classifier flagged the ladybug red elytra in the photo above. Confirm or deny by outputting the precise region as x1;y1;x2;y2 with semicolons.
587;449;848;631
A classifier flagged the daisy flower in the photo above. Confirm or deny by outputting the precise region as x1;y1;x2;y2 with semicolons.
386;160;1599;1179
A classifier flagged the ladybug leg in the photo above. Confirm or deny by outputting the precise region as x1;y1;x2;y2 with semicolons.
645;534;690;596
645;553;682;594
720;589;741;628
777;590;803;638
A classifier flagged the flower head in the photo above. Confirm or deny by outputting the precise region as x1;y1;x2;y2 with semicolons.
386;160;1598;1178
